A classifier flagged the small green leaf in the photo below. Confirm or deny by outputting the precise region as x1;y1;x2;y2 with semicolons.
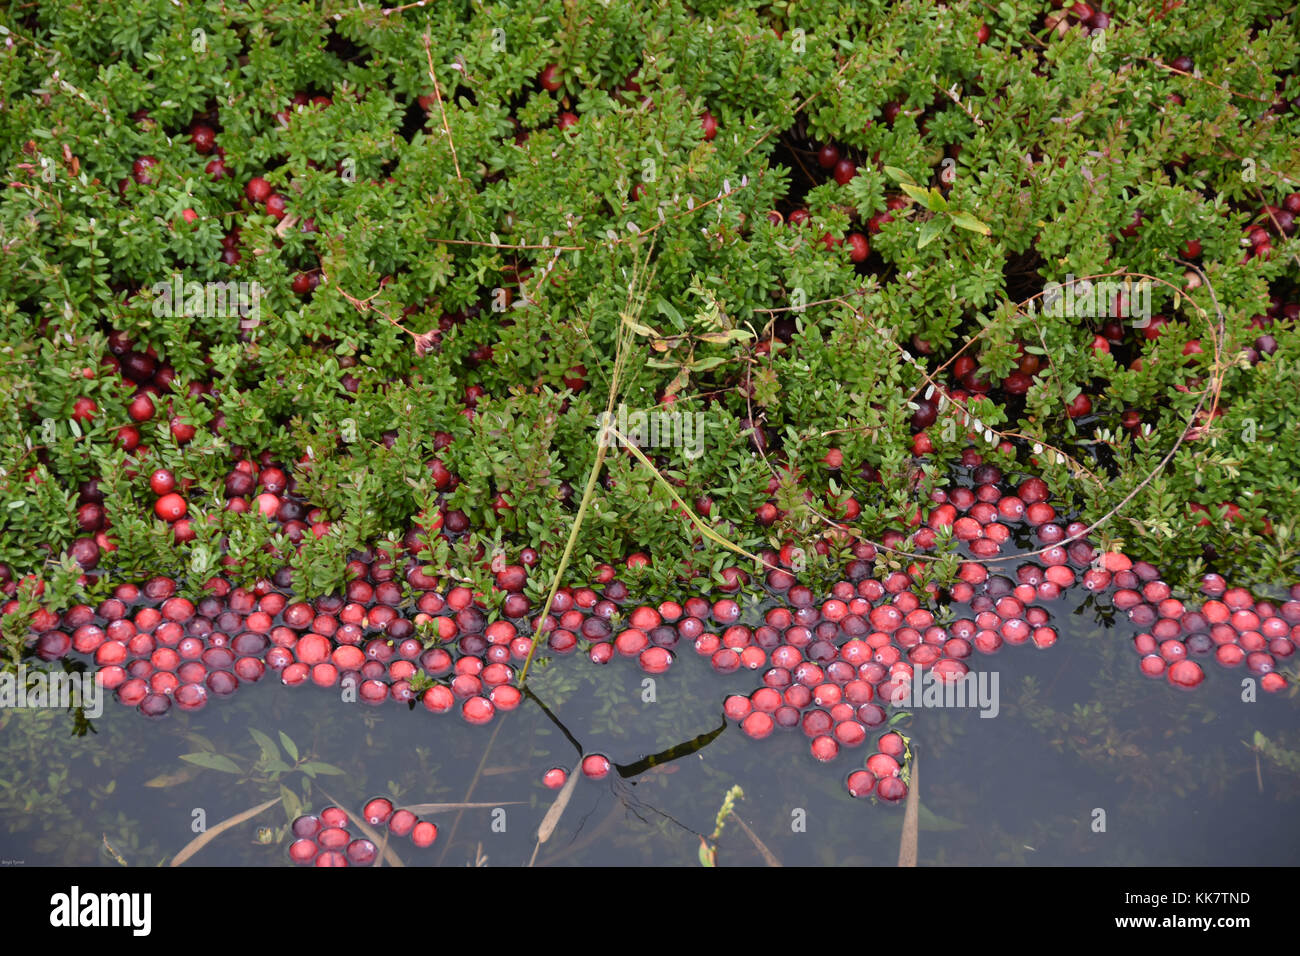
655;297;685;330
698;838;715;867
280;784;303;822
278;732;299;762
179;753;244;775
917;219;945;248
248;728;280;764
899;183;935;209
949;210;992;236
299;761;346;776
883;165;916;185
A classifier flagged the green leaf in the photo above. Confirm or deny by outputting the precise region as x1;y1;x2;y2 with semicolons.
883;165;916;185
698;329;752;344
179;753;244;775
899;183;936;209
917;219;945;248
280;784;303;822
278;732;299;763
655;297;685;330
248;728;280;764
949;210;992;236
299;761;346;776
698;838;715;867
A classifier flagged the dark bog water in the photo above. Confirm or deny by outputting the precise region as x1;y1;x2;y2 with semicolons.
2;580;1296;868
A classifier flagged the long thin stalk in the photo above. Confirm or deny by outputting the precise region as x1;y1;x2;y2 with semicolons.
518;248;654;686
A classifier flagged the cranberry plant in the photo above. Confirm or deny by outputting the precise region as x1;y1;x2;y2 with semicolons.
0;0;1298;637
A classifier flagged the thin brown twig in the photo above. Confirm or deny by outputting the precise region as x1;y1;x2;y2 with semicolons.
432;237;585;251
422;32;462;182
1132;54;1275;105
382;0;429;13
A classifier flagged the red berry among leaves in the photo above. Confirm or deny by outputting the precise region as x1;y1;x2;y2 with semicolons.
1142;314;1168;341
817;144;840;170
563;365;587;391
245;177;272;203
265;194;287;219
833;158;857;185
72;397;97;422
1066;394;1092;418
558;111;579;129
150;469;176;496
132;156;159;185
867;211;894;234
847;232;870;262
115;426;140;450
700;111;718;140
539;64;562;92
128;393;155;422
154;493;187;523
1002;371;1032;395
190;124;216;154
170;416;196;444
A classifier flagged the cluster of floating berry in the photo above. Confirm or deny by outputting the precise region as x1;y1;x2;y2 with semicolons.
21;465;1294;810
288;799;437;866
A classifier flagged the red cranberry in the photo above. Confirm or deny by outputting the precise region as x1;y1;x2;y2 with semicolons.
411;821;438;847
245;177;272;203
582;754;612;779
700;111;718;140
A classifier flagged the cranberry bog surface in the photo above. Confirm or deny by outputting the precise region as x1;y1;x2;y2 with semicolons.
0;0;1298;870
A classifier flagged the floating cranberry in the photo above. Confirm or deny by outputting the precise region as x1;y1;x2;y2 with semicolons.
1167;659;1204;689
543;768;568;789
582;754;612;779
289;839;318;865
411;821;439;847
741;711;774;739
462;696;495;724
346;839;378;866
876;777;908;803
